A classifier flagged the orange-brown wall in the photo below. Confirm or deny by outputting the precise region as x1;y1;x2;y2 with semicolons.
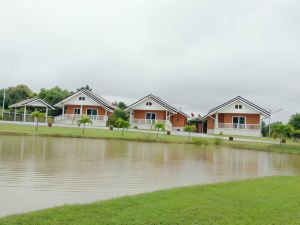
207;115;215;129
222;113;260;124
207;113;260;129
133;110;166;120
133;110;187;127
65;105;111;115
170;113;188;127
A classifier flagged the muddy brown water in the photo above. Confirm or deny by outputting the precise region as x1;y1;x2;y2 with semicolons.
0;135;300;217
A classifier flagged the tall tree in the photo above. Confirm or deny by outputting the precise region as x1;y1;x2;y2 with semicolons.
77;85;92;91
38;86;72;106
117;102;127;110
289;113;300;130
1;85;34;108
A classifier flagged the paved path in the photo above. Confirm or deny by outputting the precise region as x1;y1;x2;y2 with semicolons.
0;120;280;144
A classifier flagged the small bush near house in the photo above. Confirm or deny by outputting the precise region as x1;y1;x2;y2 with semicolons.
219;131;223;135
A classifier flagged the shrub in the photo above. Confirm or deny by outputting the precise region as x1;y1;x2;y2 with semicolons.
192;138;208;146
214;138;223;145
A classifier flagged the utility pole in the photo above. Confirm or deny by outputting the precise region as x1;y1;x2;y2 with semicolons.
1;89;5;118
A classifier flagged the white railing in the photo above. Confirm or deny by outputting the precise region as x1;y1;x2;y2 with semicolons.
217;123;260;130
131;119;169;125
55;114;107;123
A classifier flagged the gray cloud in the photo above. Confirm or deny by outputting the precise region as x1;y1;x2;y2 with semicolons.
0;0;299;122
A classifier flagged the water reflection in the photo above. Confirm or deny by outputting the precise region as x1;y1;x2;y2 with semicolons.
0;135;300;216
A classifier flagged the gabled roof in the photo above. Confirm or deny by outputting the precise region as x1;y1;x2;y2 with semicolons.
9;98;54;109
125;94;190;118
205;96;270;118
54;89;115;112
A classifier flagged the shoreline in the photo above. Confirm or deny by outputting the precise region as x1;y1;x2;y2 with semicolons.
0;124;299;154
0;176;299;224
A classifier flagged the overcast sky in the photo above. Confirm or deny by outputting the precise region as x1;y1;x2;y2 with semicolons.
0;0;299;122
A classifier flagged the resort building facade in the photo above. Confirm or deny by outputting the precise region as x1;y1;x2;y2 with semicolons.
125;94;189;131
54;89;114;127
203;96;270;137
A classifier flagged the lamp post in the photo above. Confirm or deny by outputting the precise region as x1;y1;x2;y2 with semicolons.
268;108;283;137
1;89;5;118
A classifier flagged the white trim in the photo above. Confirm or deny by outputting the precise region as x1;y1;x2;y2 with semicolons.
54;91;113;112
207;99;270;118
126;96;177;114
24;99;54;109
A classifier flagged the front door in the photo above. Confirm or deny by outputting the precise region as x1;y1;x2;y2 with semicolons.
146;112;156;124
233;116;246;129
87;109;98;120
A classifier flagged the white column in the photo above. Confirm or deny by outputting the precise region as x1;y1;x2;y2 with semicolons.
214;113;218;129
129;109;133;122
105;109;107;121
14;107;17;121
80;105;83;115
23;105;27;122
45;107;48;123
62;104;65;117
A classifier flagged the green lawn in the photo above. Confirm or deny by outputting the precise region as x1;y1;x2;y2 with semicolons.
0;123;299;154
1;176;300;225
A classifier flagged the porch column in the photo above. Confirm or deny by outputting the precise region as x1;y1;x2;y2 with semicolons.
14;107;17;121
45;107;48;123
80;105;83;115
23;105;27;122
62;104;65;117
105;109;107;121
129;109;132;122
214;113;218;129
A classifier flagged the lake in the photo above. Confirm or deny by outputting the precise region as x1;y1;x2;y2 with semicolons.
0;135;300;217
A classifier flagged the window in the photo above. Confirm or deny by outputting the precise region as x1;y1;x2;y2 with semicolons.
176;117;180;122
235;105;242;109
239;105;242;109
74;108;81;114
235;105;239;109
79;97;85;101
146;102;152;106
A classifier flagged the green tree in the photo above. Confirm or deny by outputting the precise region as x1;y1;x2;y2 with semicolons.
271;124;293;144
38;86;72;116
115;118;130;136
108;109;129;126
154;122;165;139
1;85;34;108
117;102;127;110
77;116;92;134
261;121;267;137
31;111;45;131
289;113;300;130
77;85;92;91
184;125;197;141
